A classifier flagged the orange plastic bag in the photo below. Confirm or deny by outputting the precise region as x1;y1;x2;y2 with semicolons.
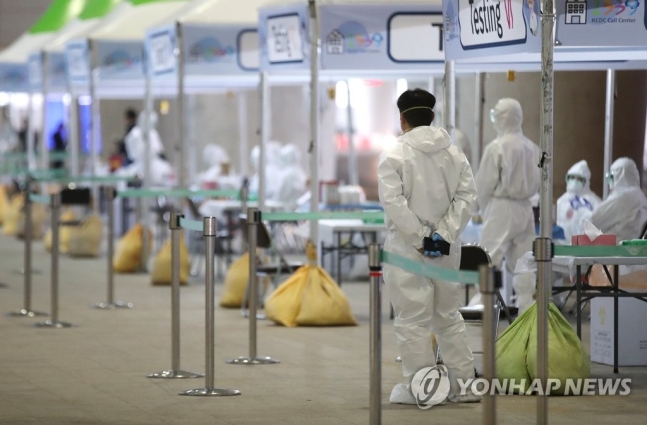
68;214;104;258
150;233;190;285
113;224;153;273
3;194;23;236
0;185;8;225
44;209;76;253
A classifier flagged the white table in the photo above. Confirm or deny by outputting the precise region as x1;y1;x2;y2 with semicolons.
552;255;647;373
318;220;386;284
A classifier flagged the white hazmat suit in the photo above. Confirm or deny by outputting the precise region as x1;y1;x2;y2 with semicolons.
249;142;282;199
476;98;540;274
198;144;231;188
590;157;647;242
275;144;307;211
378;125;478;403
120;111;175;187
453;128;472;165
556;160;602;242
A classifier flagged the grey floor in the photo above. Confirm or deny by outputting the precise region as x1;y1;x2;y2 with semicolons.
1;232;646;425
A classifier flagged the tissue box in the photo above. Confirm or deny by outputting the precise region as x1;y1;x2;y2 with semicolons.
571;235;617;246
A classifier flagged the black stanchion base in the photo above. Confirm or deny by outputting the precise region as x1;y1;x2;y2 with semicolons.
226;356;280;365
179;388;241;397
93;301;134;310
147;370;204;379
34;320;73;328
8;309;48;318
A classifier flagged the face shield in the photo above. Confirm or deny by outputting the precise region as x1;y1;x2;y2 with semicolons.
489;109;496;123
605;172;615;189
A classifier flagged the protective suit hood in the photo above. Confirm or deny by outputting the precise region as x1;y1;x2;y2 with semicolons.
492;98;523;136
279;144;301;166
401;126;450;153
610;157;640;191
567;160;592;188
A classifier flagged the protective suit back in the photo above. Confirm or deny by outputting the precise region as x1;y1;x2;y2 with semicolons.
591;157;646;242
275;144;307;211
556;160;602;242
476;98;540;272
249;142;282;199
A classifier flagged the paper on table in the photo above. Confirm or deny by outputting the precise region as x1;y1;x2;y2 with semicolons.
582;220;603;241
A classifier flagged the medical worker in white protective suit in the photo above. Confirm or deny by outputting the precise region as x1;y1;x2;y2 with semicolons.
476;98;540;275
453;128;472;165
378;89;480;405
197;143;240;190
556;160;602;242
275;143;307;211
120;111;176;187
589;157;647;242
249;142;282;200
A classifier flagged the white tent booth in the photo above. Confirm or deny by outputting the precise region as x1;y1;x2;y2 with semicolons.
29;0;126;176
144;0;279;189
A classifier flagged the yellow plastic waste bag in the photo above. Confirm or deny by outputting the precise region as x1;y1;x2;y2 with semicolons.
497;303;589;395
113;224;152;273
44;209;76;253
3;194;23;236
0;185;8;225
68;214;104;258
150;233;190;285
220;253;250;308
265;242;357;327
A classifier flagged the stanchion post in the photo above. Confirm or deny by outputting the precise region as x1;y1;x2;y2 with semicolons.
95;186;133;309
368;243;382;425
480;265;497;425
9;179;47;317
241;207;264;320
148;212;203;379
35;194;72;328
227;208;279;365
180;217;241;397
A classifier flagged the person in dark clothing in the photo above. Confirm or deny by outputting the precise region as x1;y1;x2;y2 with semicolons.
51;122;67;169
117;108;138;166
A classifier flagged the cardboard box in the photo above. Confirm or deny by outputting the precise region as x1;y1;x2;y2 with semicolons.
591;297;647;366
571;234;617;246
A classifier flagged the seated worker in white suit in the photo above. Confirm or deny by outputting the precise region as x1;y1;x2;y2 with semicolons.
274;143;307;211
556;160;602;242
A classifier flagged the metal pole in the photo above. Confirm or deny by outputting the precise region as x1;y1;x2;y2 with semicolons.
346;80;358;186
443;60;456;140
537;0;556;422
474;72;485;170
149;211;202;379
308;0;320;246
368;243;382;425
176;23;186;189
180;217;241;396
36;194;72;328
94;186;133;309
27;93;36;171
141;52;153;273
68;94;79;176
228;208;279;365
427;76;435;95
603;69;615;199
480;265;497;425
9;180;46;317
259;72;269;211
40;52;49;171
89;41;100;211
237;92;249;177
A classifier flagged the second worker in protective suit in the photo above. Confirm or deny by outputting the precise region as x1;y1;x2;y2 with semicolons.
556;160;602;242
476;98;541;277
378;88;480;405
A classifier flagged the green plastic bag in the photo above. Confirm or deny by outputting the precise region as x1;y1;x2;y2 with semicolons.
496;303;590;395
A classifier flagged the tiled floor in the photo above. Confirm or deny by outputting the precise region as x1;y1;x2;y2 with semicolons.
1;232;646;424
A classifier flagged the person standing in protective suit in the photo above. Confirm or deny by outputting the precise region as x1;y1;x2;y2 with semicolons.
556;160;602;242
589;157;647;242
378;89;480;405
275;143;307;211
476;98;541;278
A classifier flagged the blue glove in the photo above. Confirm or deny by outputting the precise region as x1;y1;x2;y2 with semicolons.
424;233;446;258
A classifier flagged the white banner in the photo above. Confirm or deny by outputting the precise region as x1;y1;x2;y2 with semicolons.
266;13;305;64
149;30;176;75
388;12;445;62
458;0;533;49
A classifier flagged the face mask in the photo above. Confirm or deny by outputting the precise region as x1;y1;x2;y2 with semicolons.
489;109;496;123
566;179;584;194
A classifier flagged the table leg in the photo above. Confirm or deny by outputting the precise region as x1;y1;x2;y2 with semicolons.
576;265;582;339
614;265;619;374
337;232;342;287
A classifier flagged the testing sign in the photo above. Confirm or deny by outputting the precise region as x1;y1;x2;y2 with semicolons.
556;0;647;46
443;0;541;59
